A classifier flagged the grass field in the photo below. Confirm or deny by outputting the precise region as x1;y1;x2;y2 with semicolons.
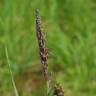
0;0;96;96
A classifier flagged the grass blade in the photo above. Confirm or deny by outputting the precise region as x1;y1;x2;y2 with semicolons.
5;47;19;96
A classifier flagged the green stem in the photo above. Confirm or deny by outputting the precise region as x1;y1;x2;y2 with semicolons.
5;47;19;96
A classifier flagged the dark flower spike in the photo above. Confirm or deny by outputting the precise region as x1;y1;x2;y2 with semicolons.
53;83;64;96
35;9;50;95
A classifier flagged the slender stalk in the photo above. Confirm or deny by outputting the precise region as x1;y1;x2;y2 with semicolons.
35;9;50;95
5;47;19;96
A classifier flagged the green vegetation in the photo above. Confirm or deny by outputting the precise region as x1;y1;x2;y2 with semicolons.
0;0;96;96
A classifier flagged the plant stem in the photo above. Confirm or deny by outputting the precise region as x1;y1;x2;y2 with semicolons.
5;47;19;96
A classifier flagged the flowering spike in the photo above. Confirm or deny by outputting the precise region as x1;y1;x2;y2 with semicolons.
35;9;50;90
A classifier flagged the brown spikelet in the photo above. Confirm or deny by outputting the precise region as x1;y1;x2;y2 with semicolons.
53;83;64;96
35;9;50;85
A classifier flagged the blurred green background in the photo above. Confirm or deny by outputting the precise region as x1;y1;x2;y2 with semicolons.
0;0;96;96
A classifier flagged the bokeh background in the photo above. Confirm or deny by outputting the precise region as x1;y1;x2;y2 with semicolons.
0;0;96;96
